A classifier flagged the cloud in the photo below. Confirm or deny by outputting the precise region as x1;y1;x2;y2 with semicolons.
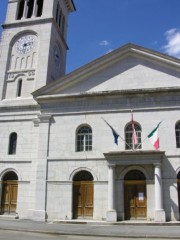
163;28;180;58
99;40;110;46
153;41;158;45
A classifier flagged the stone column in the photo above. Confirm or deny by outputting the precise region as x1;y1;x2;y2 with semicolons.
30;114;51;221
106;164;117;222
33;0;37;17
154;163;166;222
23;0;28;18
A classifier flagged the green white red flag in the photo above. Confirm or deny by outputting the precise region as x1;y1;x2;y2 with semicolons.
148;122;162;150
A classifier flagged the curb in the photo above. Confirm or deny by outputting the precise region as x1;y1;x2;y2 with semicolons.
53;220;180;226
0;227;180;239
1;219;180;239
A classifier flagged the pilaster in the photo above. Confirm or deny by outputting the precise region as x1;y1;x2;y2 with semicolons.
106;164;117;222
154;163;166;222
29;114;51;221
33;0;38;16
23;0;28;19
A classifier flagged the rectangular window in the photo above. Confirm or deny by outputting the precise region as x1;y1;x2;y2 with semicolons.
77;135;84;152
125;131;141;150
77;134;92;152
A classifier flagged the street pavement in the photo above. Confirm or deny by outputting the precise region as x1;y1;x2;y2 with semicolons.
0;219;180;239
0;229;174;240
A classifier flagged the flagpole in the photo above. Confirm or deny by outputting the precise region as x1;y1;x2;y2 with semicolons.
131;110;138;151
135;120;164;150
118;134;132;150
135;136;148;150
102;117;132;149
131;110;134;151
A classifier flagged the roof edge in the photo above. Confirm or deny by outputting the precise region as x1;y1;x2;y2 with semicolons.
33;43;180;98
34;86;180;102
64;0;76;12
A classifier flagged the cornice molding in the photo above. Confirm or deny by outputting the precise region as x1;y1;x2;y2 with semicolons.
32;114;52;126
64;0;76;12
35;86;180;103
2;18;53;29
104;150;165;165
32;43;180;98
2;17;68;49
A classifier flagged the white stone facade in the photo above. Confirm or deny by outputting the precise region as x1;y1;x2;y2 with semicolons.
0;0;180;223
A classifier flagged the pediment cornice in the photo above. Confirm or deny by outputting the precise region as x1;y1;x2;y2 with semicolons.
33;43;180;98
35;86;180;103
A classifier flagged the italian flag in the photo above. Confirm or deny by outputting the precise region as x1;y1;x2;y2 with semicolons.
148;122;162;150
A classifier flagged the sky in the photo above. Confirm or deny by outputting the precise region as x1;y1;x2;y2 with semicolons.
0;0;180;73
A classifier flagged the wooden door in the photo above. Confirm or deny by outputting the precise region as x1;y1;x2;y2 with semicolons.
1;181;18;214
125;184;136;219
124;181;146;220
73;181;93;219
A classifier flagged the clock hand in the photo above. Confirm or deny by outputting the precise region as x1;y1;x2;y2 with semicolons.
23;43;27;49
26;42;32;46
23;42;32;48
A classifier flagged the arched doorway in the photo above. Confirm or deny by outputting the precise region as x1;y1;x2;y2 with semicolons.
124;170;147;220
73;170;94;219
1;171;18;214
177;172;180;214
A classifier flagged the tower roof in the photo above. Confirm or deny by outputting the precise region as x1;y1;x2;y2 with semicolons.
65;0;76;12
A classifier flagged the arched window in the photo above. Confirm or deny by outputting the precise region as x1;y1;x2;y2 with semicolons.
58;9;62;28
175;122;180;148
125;123;142;150
56;3;59;23
61;15;65;34
36;0;44;17
8;132;17;155
27;0;34;18
17;79;22;97
76;126;92;152
16;0;25;20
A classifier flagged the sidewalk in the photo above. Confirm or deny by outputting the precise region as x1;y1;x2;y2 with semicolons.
0;218;180;238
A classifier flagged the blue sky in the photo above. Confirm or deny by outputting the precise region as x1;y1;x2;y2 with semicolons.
0;0;180;73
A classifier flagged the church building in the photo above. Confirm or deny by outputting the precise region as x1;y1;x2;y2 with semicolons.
0;0;180;222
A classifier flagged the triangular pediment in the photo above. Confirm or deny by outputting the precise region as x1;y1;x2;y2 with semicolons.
33;43;180;98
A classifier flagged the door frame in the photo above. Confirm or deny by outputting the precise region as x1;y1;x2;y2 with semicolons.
0;171;18;215
73;180;94;219
177;178;180;213
124;180;147;220
1;180;18;214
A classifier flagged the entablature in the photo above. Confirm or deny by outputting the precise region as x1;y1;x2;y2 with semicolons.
104;150;165;166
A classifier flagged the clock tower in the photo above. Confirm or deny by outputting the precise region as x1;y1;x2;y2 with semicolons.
0;0;75;100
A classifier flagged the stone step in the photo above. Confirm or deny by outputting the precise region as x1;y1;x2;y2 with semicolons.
0;214;17;220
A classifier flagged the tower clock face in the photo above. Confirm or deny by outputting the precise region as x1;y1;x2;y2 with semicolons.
15;35;35;54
